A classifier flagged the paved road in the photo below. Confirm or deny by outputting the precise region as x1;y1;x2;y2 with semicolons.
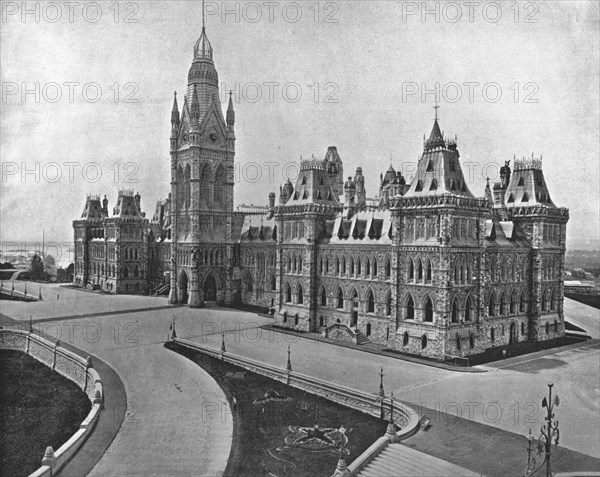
2;284;233;477
564;297;600;339
2;283;599;472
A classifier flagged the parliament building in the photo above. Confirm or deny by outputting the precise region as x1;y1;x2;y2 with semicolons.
73;26;569;360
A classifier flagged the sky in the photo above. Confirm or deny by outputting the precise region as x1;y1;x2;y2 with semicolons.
1;0;599;254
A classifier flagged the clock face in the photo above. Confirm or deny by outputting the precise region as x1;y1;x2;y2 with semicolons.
209;132;217;142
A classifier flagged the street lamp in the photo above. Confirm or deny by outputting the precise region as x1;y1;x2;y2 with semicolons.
524;382;560;477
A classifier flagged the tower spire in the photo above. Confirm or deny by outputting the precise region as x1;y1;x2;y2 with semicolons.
433;101;440;122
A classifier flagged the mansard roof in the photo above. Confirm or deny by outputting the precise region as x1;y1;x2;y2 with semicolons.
504;156;556;208
324;210;393;244
238;215;276;242
404;119;473;199
284;159;340;207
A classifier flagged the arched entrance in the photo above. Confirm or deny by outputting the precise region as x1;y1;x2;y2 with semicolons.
204;275;217;302
350;289;359;327
178;270;189;305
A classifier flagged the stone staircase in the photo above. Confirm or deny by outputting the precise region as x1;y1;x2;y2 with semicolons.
355;330;371;345
357;443;481;477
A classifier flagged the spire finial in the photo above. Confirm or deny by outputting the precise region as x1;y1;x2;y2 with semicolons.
434;101;440;122
202;0;205;29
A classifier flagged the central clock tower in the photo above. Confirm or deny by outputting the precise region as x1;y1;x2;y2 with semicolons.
168;25;236;307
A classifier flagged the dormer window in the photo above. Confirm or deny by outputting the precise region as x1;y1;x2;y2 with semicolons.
316;190;322;199
302;190;308;199
301;176;307;185
415;180;423;192
522;192;529;202
426;160;434;172
429;179;438;191
319;177;325;185
518;177;525;186
450;161;456;172
507;193;515;203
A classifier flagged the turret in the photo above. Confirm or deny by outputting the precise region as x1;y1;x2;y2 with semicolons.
354;167;366;209
226;91;235;127
268;192;276;209
135;192;141;213
102;195;109;218
190;85;201;143
170;92;179;151
280;179;294;205
344;176;356;218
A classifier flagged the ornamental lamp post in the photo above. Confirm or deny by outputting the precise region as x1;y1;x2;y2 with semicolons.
524;382;560;477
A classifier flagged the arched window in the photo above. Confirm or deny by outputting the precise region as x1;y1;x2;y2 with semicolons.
199;164;212;206
295;314;299;326
320;286;327;307
550;289;556;311
337;288;344;308
245;273;253;292
342;257;346;274
466;260;472;282
367;290;375;313
421;334;428;349
357;258;361;276
271;274;276;291
465;296;472;322
451;298;459;323
123;266;129;279
336;257;340;274
424;297;434;322
285;283;292;303
499;293;506;315
319;258;323;274
184;164;191;208
293;256;297;273
385;292;392;316
408;259;414;280
403;332;409;346
491;327;495;342
541;290;548;311
134;265;139;278
545;322;549;334
366;323;372;337
283;312;288;324
425;259;432;282
521;322;526;336
297;285;303;304
325;257;329;274
177;165;185;208
418;260;423;281
509;291;517;315
488;292;496;317
366;258;371;276
456;334;462;351
406;295;415;320
385;258;391;279
373;259;378;277
455;261;460;283
520;293;526;313
469;333;475;349
319;316;324;327
213;165;225;206
349;257;354;276
135;248;139;261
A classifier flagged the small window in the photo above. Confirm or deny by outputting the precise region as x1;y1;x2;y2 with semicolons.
319;315;324;327
283;312;288;324
421;334;428;349
469;334;475;349
491;327;495;342
456;334;461;351
295;314;299;326
403;332;409;346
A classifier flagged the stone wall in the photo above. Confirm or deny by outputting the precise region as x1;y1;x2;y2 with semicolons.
0;330;104;477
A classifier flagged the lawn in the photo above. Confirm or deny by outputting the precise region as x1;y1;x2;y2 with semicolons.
0;350;91;477
166;341;388;477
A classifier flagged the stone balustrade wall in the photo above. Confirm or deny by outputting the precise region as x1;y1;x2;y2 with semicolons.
0;329;104;477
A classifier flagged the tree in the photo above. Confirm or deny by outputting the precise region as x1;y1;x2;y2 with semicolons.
56;263;74;283
30;254;48;281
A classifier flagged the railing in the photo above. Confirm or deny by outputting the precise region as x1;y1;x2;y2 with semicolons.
170;337;419;432
0;329;104;477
